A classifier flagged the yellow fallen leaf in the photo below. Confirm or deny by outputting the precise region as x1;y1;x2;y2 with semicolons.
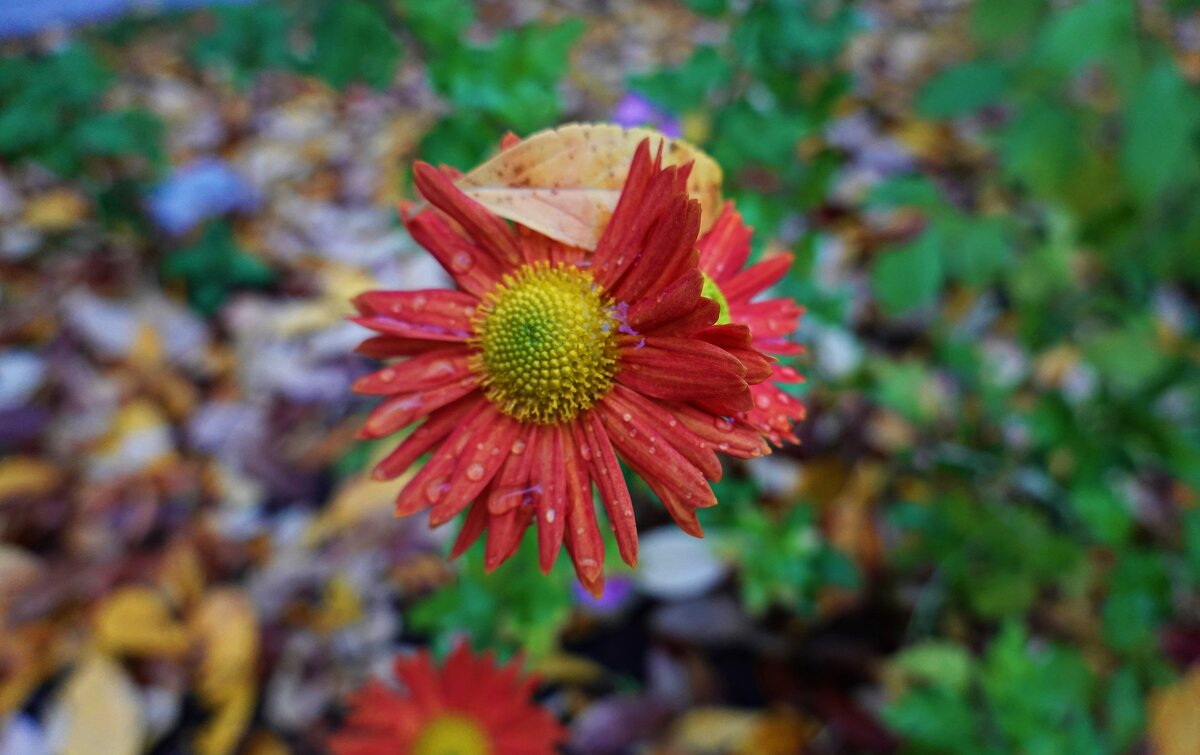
1149;665;1200;755
528;651;607;686
191;588;259;706
94;587;190;658
158;540;206;610
0;457;59;500
194;683;256;755
669;707;759;752
243;730;292;755
21;188;89;231
305;465;414;546
736;707;818;755
451;123;723;250
53;651;145;755
311;576;362;634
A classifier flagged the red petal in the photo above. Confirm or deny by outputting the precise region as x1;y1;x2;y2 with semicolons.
357;375;478;439
564;469;605;586
729;298;805;339
372;396;485;480
596;398;716;509
428;408;522;526
608;385;722;481
450;499;489;558
413;162;522;267
485;506;532;572
669;402;770;459
616;336;748;400
534;425;567;573
578;413;637;567
697;201;752;283
640;298;722;338
352;348;472;395
355;335;444;359
626;269;705;333
720;253;793;302
609;195;701;304
404;209;503;298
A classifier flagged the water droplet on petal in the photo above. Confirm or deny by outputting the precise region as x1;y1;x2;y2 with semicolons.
622;412;632;422
412;295;427;310
451;252;474;273
426;479;450;503
756;394;771;409
545;509;556;523
714;417;733;432
511;440;526;455
379;369;396;382
718;442;730;451
668;419;677;427
466;463;485;481
579;445;592;460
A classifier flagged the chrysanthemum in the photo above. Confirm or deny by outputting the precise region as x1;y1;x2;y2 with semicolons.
328;643;564;755
697;203;807;445
352;140;771;594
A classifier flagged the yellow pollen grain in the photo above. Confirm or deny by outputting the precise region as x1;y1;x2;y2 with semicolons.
471;261;619;424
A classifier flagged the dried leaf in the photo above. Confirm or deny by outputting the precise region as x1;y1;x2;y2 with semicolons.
1149;665;1200;755
669;708;759;751
94;587;189;658
191;589;259;755
51;651;145;755
21;189;89;231
191;588;259;706
451;123;723;250
0;457;59;501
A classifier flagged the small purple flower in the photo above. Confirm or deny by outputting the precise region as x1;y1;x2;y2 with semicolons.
612;93;682;138
572;574;635;614
148;158;259;236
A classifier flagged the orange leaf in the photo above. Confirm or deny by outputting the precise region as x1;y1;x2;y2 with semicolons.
451;123;723;250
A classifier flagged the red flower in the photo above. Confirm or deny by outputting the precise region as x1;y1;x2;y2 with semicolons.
352;140;771;595
697;203;806;445
328;643;565;755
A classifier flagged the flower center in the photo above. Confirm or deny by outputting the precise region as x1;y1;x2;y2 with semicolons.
413;714;492;755
701;272;732;325
472;261;619;424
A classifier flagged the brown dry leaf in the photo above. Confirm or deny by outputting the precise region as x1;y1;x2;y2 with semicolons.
452;123;723;250
304;467;414;546
52;650;145;755
736;707;818;755
158;539;206;610
94;587;190;658
1148;664;1200;755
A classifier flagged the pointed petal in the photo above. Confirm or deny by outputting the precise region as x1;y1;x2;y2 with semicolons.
357;375;479;439
697;201;752;282
579;413;637;567
669;402;770;459
616;336;748;400
403;209;502;297
352;348;473;395
534;425;567;573
450;499;489;558
372;396;485;480
608;385;722;481
596;398;716;509
626;269;705;333
429;408;522;526
413;162;522;267
721;252;793;302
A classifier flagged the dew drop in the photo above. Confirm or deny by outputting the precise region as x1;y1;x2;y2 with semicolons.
622;412;632;422
425;480;450;503
579;445;592;460
379;369;396;382
511;440;526;455
450;252;474;273
756;394;771;409
545;509;556;524
714;417;734;432
668;419;677;427
648;446;656;454
466;463;485;481
412;294;427;310
718;441;730;451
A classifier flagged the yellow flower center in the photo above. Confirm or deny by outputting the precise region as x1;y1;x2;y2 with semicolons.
413;714;492;755
700;272;732;325
472;261;619;424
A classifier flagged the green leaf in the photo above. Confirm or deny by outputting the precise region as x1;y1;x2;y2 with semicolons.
629;46;731;113
1121;61;1200;204
190;4;295;86
397;0;475;50
942;217;1014;286
893;642;974;693
972;0;1046;44
308;0;402;90
871;231;944;315
998;101;1081;198
917;62;1008;118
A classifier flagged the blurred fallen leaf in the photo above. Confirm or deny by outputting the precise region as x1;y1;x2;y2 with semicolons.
305;469;413;546
157;540;206;611
21;189;89;231
669;708;759;753
737;707;818;755
1148;664;1200;755
191;589;259;755
450;123;723;250
0;457;59;500
51;651;145;755
94;587;189;658
529;651;607;686
311;576;362;634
